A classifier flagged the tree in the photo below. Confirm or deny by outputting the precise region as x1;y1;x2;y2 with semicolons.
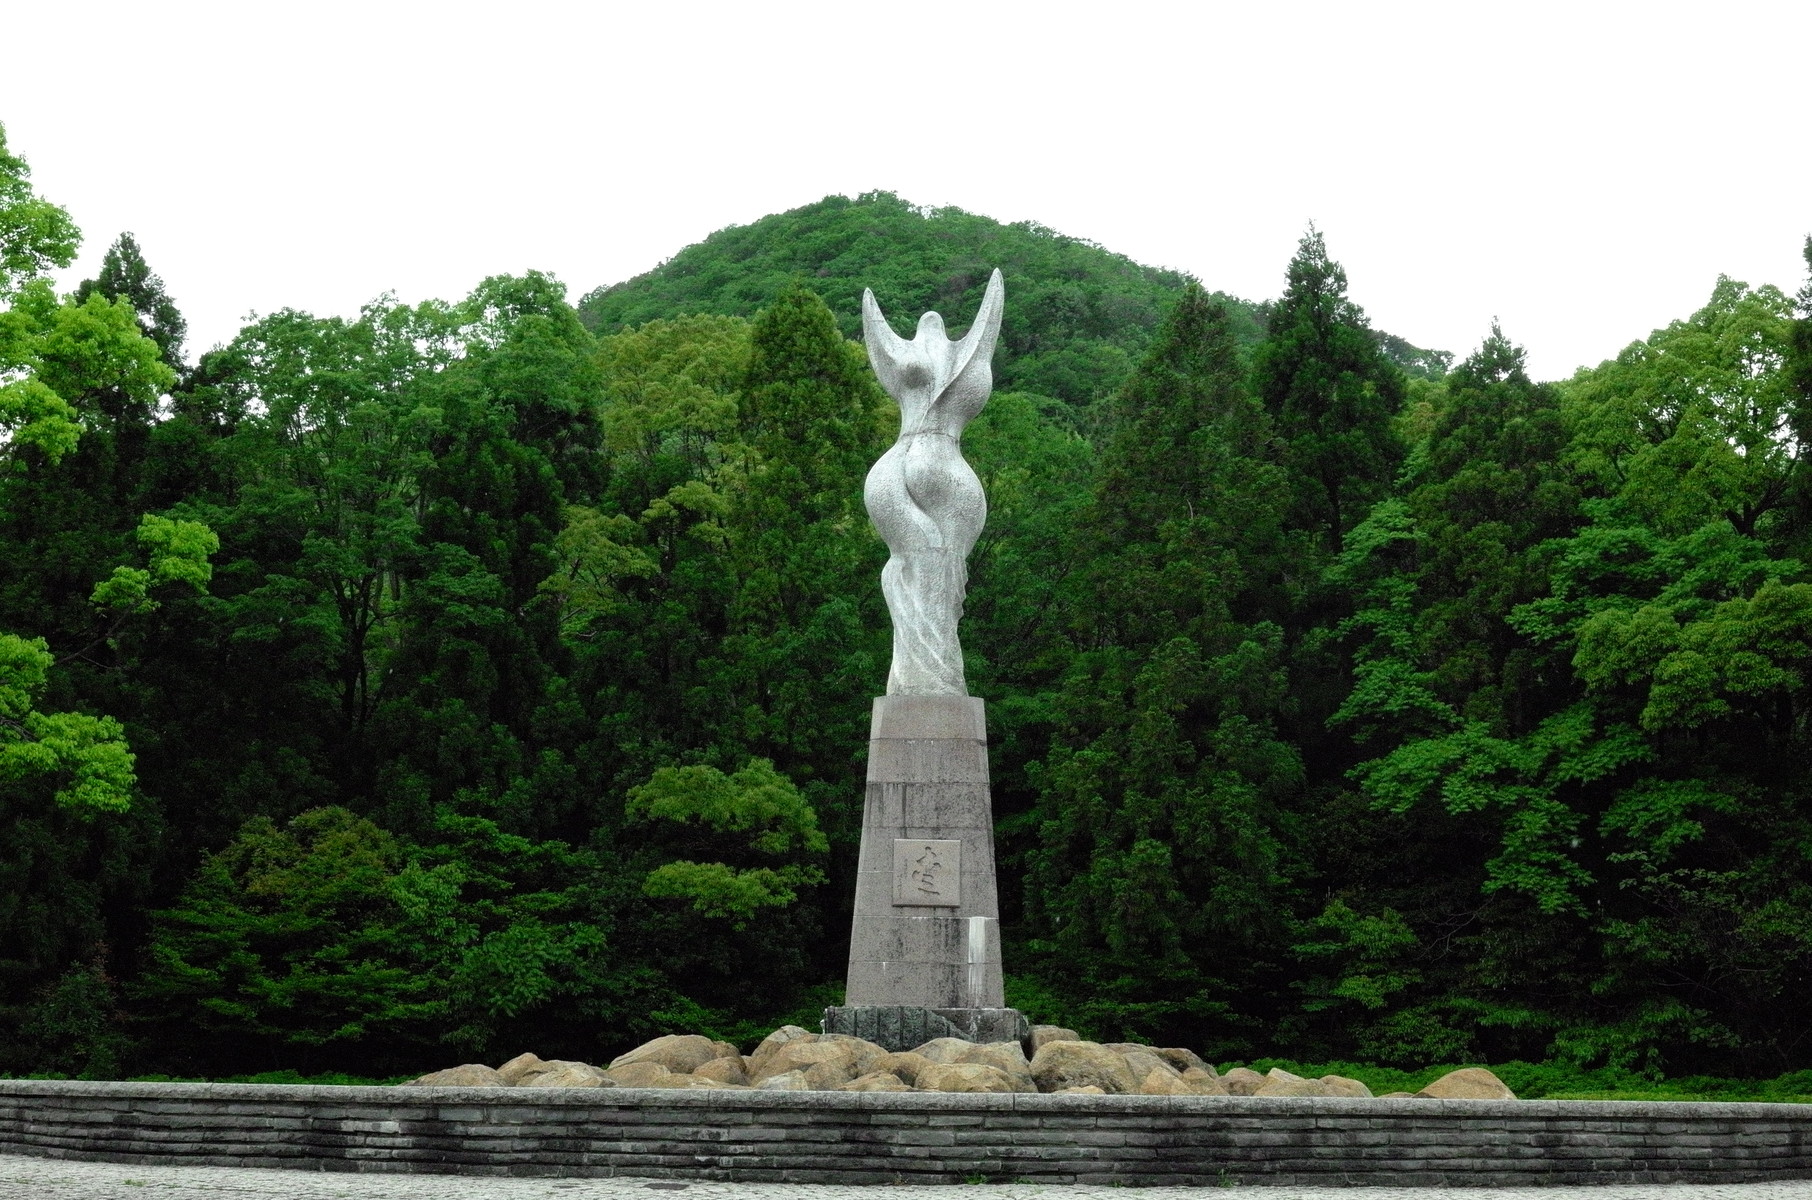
1566;276;1803;538
0;122;213;1074
1317;325;1583;1064
1023;285;1302;1050
1252;227;1406;551
0;122;79;302
628;757;828;926
718;281;887;821
367;273;602;840
75;232;188;370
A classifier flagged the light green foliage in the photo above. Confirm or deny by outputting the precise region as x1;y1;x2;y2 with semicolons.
0;122;79;301
597;313;746;451
628;758;828;854
628;758;828;924
1352;702;1639;915
541;505;656;631
1576;578;1812;732
639;861;815;923
0;633;135;812
1564;277;1800;536
1;280;173;466
540;315;749;633
89;514;219;615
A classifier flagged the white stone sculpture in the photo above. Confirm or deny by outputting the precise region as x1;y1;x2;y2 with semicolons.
861;270;1004;696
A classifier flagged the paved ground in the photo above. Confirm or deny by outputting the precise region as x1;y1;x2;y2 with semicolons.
5;1156;1812;1200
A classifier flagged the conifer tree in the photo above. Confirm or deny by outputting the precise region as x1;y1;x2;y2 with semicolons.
1025;286;1301;1050
76;232;187;370
1252;227;1405;551
724;281;887;821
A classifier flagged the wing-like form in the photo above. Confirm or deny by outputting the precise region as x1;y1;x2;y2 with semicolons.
948;270;1005;387
862;288;918;401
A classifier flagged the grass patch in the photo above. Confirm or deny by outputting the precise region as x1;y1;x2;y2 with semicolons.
6;1069;410;1086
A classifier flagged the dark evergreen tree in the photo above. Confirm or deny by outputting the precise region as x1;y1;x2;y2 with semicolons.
76;232;187;371
1411;323;1578;725
724;280;888;859
1252;227;1406;551
369;273;601;841
1023;286;1302;1051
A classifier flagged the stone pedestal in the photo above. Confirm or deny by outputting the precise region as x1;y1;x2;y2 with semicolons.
836;694;1019;1046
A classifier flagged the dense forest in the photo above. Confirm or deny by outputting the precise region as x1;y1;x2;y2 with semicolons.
5;121;1812;1084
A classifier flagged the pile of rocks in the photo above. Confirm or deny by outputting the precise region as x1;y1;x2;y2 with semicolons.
406;1026;1515;1100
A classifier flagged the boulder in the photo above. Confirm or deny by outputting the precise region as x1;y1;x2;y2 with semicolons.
1319;1074;1373;1098
918;1062;1020;1093
753;1069;810;1091
1254;1076;1333;1097
1029;1040;1138;1095
754;1040;865;1090
1380;1091;1417;1099
604;1061;673;1087
494;1052;547;1085
817;1033;888;1075
1220;1067;1266;1096
1416;1068;1516;1100
870;1051;934;1087
520;1060;610;1088
610;1034;737;1075
1120;1048;1182;1089
910;1036;974;1064
1054;1084;1104;1094
954;1041;1035;1091
408;1064;503;1087
1031;1025;1081;1051
694;1055;749;1086
841;1071;911;1092
1180;1067;1229;1096
1265;1067;1305;1083
1153;1048;1212;1075
1138;1067;1194;1095
748;1025;817;1078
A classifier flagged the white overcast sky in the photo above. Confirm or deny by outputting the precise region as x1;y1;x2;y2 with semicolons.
2;0;1806;381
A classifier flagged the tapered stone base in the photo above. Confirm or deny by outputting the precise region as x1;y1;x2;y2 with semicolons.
822;1005;1030;1053
845;695;1007;1012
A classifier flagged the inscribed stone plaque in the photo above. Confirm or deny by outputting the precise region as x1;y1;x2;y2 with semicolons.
892;839;961;907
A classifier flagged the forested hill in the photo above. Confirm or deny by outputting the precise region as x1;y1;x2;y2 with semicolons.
11;108;1812;1089
579;192;1446;407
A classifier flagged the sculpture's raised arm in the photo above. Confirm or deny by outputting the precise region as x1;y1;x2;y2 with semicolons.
947;270;1005;395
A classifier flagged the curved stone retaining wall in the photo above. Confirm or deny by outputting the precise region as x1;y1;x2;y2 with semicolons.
3;1079;1811;1187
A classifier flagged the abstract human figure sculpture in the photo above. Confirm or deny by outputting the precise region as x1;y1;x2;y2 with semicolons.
862;270;1004;696
829;271;1026;1052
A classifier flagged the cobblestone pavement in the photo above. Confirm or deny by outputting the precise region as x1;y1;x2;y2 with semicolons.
5;1156;1812;1200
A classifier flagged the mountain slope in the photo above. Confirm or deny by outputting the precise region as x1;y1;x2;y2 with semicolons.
578;191;1447;408
579;192;1258;409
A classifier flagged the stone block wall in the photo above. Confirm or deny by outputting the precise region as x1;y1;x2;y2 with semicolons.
3;1080;1812;1186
